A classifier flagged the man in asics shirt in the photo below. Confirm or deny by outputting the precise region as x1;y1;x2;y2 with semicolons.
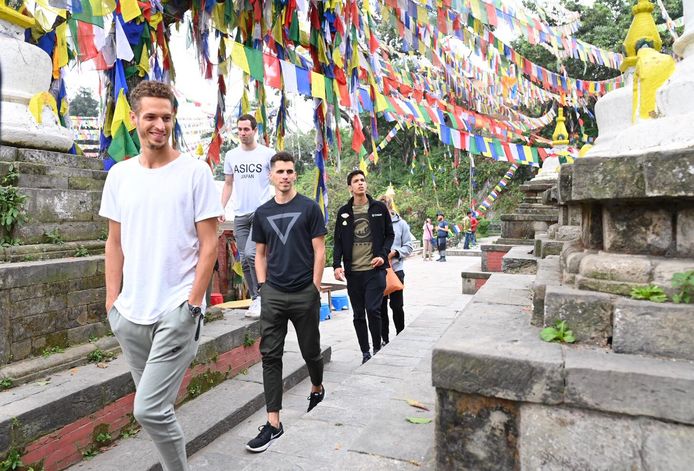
220;114;275;318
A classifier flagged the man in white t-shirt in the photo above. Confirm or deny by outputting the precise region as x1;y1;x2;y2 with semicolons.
99;81;223;471
220;114;274;319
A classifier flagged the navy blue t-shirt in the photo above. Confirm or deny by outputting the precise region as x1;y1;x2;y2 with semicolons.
252;193;327;292
437;220;449;238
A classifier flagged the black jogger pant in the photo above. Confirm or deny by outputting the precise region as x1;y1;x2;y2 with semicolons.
259;283;324;412
346;269;386;354
381;270;405;343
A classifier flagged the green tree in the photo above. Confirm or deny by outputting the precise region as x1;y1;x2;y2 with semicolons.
69;87;99;117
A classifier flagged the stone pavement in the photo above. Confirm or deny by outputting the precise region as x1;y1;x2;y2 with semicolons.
188;254;479;470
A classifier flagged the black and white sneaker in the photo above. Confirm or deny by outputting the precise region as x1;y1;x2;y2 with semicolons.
307;385;325;412
246;422;284;453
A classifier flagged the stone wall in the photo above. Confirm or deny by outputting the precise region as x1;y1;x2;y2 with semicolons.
0;145;106;249
0;256;108;364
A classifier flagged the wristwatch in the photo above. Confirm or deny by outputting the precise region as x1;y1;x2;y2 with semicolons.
188;303;202;317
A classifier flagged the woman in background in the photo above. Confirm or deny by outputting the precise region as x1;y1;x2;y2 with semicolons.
422;217;434;261
379;195;414;346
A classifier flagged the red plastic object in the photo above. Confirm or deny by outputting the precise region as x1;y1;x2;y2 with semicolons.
210;293;224;306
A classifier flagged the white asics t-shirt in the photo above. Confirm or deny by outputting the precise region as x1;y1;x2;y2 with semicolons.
99;154;223;325
223;144;274;215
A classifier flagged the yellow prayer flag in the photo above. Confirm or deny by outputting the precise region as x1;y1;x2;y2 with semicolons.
120;0;141;22
111;89;135;136
137;46;150;77
359;157;369;175
55;22;69;69
89;0;116;17
28;92;58;125
417;6;428;24
230;41;250;74
310;72;326;100
149;12;163;29
211;3;227;33
333;48;343;68
374;92;389;113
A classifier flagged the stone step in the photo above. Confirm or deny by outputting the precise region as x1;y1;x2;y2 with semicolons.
432;272;694;469
0;241;105;263
0;146;103;171
68;344;332;471
502;245;538;275
0;312;263;470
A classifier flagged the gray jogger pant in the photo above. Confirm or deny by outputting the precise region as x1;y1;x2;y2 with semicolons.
108;302;200;471
234;211;259;298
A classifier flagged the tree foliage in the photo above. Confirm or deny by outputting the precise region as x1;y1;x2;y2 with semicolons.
69;87;99;117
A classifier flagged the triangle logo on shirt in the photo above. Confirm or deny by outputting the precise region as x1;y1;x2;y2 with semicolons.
267;212;301;245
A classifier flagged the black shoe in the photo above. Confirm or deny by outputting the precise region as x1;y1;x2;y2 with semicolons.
307;385;325;412
246;422;284;453
382;339;389;347
362;352;372;364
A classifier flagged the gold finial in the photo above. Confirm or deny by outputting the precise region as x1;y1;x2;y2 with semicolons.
621;0;662;72
552;107;570;146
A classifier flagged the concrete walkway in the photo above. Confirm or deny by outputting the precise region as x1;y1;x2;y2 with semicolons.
188;254;479;470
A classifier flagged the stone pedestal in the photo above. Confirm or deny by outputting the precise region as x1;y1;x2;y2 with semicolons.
0;19;73;152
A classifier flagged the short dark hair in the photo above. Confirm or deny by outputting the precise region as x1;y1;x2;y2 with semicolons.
347;169;365;185
270;151;295;167
129;81;175;113
237;114;257;129
466;211;472;215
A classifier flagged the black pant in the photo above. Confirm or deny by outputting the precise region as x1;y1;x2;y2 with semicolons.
437;236;447;253
381;270;405;343
346;269;386;354
259;283;324;412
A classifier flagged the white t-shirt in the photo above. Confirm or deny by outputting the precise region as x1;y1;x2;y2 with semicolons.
223;144;274;215
99;154;223;325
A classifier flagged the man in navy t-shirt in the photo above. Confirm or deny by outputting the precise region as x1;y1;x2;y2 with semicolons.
246;151;326;453
436;211;449;262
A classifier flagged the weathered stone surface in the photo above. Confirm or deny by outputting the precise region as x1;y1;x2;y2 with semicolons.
613;298;694;361
436;391;519;471
557;165;572;204
578;252;654;283
432;301;564;404
556;225;581;241
678;208;694;256
581;204;603;250
575;275;642;296
0;257;100;288
21;188;95;223
642;420;694;470
642;150;694;198
603;205;673;256
543;286;613;345
520;404;642;470
564;348;694;425
570;155;645;201
67;323;109;346
0;295;10;364
563;245;590;275
15;148;103;170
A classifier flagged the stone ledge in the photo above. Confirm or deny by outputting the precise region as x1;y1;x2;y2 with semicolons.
544;285;614;345
500;214;558;222
613;298;694;361
68;345;332;471
460;271;492;279
480;244;514;253
0;314;262;457
494;238;535;246
433;283;694;426
502;245;538;275
432;303;565;405
564;348;694;426
568;150;694;202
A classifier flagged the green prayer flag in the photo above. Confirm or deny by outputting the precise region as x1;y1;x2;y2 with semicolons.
108;126;139;162
245;47;264;81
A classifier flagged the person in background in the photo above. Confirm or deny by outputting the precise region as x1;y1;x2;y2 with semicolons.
462;211;473;250
220;114;275;319
379;195;413;346
470;211;479;247
422;217;434;261
436;211;449;262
